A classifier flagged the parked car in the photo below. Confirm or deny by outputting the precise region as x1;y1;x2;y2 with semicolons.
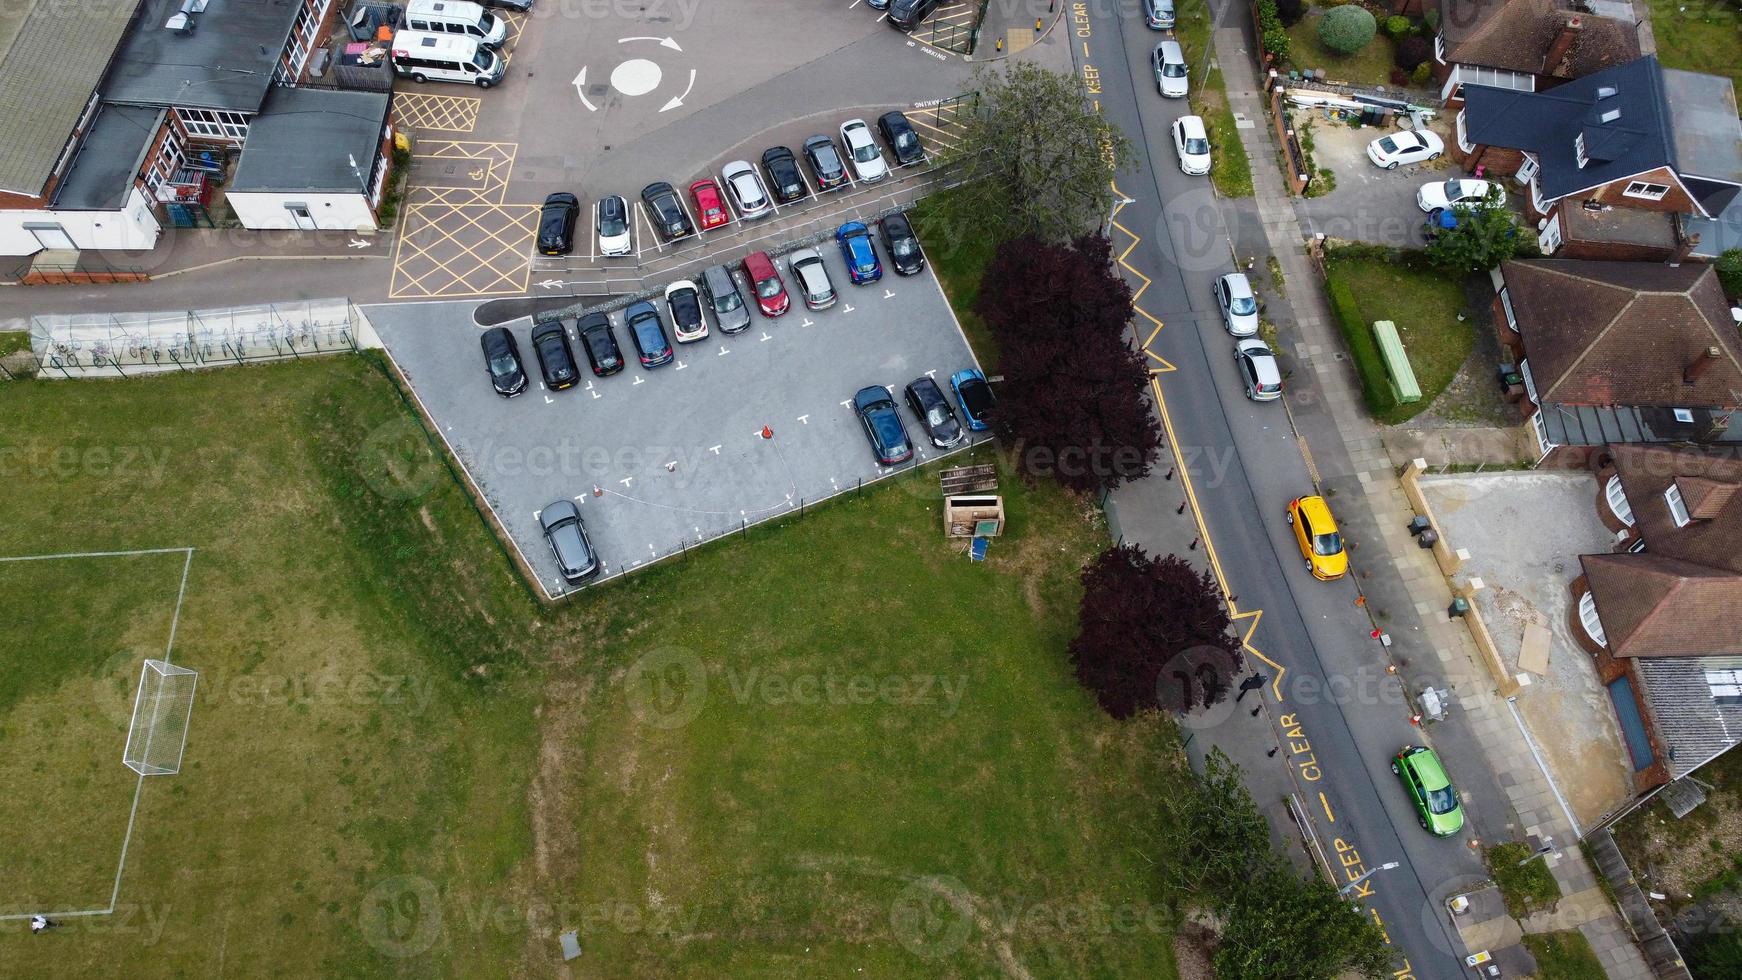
640;181;692;239
700;264;751;334
878;111;925;166
904;376;964;448
1392;745;1465;837
530;320;579;389
1367;129;1444;169
886;0;939;32
840;119;888;183
479;326;526;397
537;192;580;255
477;0;531;10
665;279;708;343
721;159;772;219
688;178;730;231
787;247;837;310
1153;40;1188;98
1234;338;1282;402
539;499;598;582
803;134;848;190
595;193;631;256
878;210;925;276
1214;272;1259;337
1287;494;1348;581
742;250;789;317
761;146;807;202
623;299;673;367
853;385;914;465
575;311;623;376
1416;177;1504;212
950;368;995;431
866;0;888;8
1172;115;1211;176
1144;0;1175;29
835;221;882;285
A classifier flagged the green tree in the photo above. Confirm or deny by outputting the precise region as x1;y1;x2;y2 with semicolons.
1689;929;1742;978
932;61;1133;245
1426;197;1530;273
1158;748;1272;895
1319;5;1377;54
1214;862;1393;980
1715;247;1742;298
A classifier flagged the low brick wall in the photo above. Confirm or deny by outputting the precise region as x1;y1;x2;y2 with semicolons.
1270;89;1310;196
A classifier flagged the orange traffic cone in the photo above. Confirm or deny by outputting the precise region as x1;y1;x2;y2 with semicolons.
761;425;773;439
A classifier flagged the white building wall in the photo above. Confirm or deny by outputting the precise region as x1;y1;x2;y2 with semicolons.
0;186;163;256
226;191;376;231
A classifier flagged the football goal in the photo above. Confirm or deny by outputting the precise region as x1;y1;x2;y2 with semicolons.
122;660;198;776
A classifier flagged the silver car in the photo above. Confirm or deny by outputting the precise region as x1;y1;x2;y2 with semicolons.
1154;40;1188;98
787;247;836;311
721;159;771;219
700;264;750;335
1215;272;1259;337
1234;338;1282;402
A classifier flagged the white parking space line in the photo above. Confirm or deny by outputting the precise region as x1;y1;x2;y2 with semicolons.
675;191;703;241
588;201;598;262
633;201;660;258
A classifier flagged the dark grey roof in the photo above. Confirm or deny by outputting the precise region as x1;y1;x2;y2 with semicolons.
1635;655;1742;778
1663;69;1742;191
229;87;390;193
1540;403;1742;447
0;0;144;195
103;0;301;112
52;105;163;211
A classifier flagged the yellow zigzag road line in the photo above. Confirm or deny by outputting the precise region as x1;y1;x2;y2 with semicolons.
1107;184;1175;373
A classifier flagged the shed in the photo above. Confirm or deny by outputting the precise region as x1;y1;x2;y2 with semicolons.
225;88;394;232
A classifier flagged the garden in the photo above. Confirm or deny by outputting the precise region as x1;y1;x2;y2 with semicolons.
1257;0;1439;93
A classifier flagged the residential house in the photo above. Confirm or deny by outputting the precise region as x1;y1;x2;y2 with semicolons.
1432;0;1640;109
1574;444;1742;792
1455;56;1742;259
1488;258;1742;463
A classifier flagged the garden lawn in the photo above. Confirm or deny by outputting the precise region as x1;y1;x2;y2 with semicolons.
912;195;998;358
1179;0;1254;197
1521;930;1606;980
1324;250;1475;424
1644;0;1742;92
0;354;1181;977
1287;15;1400;90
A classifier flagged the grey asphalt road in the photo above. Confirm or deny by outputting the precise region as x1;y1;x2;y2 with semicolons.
364;248;984;598
1082;4;1483;977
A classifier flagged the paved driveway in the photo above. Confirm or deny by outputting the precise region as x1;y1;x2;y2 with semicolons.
1291;113;1459;247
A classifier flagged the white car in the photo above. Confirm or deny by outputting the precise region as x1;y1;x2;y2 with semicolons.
1367;129;1444;169
664;279;709;344
787;247;837;310
1172;115;1211;176
840;119;888;183
1416;177;1504;212
1214;272;1259;337
1153;40;1188;98
721;160;771;219
595;193;631;257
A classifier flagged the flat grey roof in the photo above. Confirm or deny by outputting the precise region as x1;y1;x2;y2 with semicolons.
52;104;163;211
0;0;145;195
103;0;301;113
230;87;390;193
1664;68;1742;187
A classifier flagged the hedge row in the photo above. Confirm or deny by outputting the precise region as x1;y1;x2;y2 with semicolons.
1257;0;1290;62
1325;274;1399;419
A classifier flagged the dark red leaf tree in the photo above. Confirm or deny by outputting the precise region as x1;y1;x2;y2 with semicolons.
1069;545;1244;719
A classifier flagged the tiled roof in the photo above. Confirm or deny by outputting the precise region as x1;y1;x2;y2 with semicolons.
1439;0;1639;78
1612;446;1742;575
1582;552;1742;658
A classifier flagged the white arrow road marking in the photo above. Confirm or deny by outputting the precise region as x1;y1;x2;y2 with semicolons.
537;278;565;290
660;69;697;113
618;35;682;51
842;304;855;313
675;359;687;370
348;239;370;249
883;289;895;299
632;375;645;385
801;317;814;328
620;477;634;488
709;445;722;455
760;331;772;342
573;67;597;111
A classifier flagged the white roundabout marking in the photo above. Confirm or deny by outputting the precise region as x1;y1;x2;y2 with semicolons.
611;59;663;97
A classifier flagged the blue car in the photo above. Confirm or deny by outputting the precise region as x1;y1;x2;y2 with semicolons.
623;300;673;368
950;368;996;431
835;221;883;285
852;385;913;466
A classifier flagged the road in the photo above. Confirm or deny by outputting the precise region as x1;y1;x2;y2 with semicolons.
1072;4;1484;977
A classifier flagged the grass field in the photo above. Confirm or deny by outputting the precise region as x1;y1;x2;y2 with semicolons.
1521;930;1605;979
1644;0;1742;93
1324;248;1476;424
1287;14;1400;90
0;355;1180;976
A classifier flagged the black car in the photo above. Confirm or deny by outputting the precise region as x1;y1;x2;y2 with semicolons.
853;385;914;466
575;311;623;377
530;320;579;390
537;192;580;255
760;146;807;203
878;112;925;166
640;181;692;240
479;326;527;397
802;134;848;190
878;211;925;276
887;0;940;32
624;299;674;368
539;499;599;582
904;376;964;448
477;0;531;9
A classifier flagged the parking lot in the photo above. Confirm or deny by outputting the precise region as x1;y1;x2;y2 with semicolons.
365;242;985;597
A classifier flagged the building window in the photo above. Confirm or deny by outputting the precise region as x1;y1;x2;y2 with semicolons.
1516;154;1539;185
1574;133;1588;169
1624;181;1670;201
1434;33;1445;64
144;127;184;192
1578;591;1607;647
1499;287;1517;332
1605;476;1635;527
1520;359;1539;404
175;108;251;142
1665;484;1691;527
1455;109;1474;152
1708;668;1742;702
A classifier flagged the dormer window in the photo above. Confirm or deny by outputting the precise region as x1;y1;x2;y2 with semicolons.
1665;484;1691;527
1574;133;1589;168
1625;181;1670;201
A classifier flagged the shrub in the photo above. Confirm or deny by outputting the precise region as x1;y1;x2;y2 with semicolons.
1275;0;1306;26
1384;14;1412;37
1257;0;1290;60
1395;35;1433;71
1718;248;1742;298
1326;273;1395;416
1319;4;1378;54
1411;62;1433;87
1423;7;1440;31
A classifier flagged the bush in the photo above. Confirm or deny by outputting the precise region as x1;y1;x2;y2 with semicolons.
1423;7;1440;31
1319;5;1378;54
1275;0;1306;26
1411;62;1433;87
1257;0;1290;60
1325;274;1396;416
1718;248;1742;298
1395;35;1433;71
1384;14;1412;37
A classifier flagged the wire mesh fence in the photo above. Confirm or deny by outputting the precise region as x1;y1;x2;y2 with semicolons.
30;298;369;378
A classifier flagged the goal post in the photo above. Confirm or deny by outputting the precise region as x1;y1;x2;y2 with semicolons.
122;660;198;776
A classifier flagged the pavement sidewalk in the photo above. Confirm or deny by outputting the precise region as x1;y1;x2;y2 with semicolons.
1207;19;1653;980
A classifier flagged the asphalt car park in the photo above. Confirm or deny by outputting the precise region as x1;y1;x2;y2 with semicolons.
364;245;984;597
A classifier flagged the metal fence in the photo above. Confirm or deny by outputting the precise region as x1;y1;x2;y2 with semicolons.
30;299;372;378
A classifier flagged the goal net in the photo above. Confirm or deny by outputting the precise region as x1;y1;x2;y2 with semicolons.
122;660;198;776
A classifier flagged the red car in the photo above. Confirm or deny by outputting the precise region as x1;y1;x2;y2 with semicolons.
741;250;789;317
689;178;729;231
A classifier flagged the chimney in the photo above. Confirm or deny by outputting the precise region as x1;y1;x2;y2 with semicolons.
1545;16;1582;73
1684;345;1722;384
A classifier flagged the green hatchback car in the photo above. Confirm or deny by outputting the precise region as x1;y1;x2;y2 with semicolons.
1392;745;1465;837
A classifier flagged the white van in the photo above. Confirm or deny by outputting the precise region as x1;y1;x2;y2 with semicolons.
391;31;506;87
403;0;507;49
